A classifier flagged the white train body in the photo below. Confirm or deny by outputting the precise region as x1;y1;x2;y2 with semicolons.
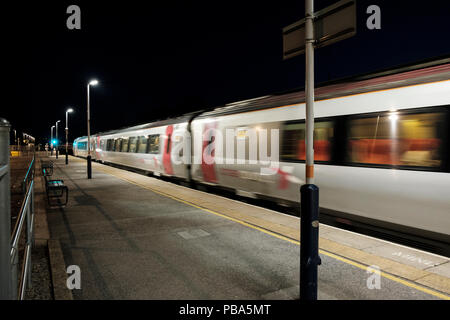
74;60;450;245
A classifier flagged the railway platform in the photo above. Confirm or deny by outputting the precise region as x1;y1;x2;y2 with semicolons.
36;154;450;300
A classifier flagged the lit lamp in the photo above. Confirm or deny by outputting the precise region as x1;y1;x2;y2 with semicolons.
55;120;61;159
86;79;98;179
65;108;74;165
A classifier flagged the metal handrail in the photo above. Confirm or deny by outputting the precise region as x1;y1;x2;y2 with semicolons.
22;155;35;194
10;175;34;300
11;179;33;259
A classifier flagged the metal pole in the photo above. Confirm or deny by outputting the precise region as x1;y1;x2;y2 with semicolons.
26;190;32;289
65;111;69;165
0;118;12;299
300;0;321;301
51;126;54;156
87;84;92;179
56;121;59;159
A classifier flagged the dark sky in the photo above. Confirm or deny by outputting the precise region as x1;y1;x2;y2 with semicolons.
3;0;450;145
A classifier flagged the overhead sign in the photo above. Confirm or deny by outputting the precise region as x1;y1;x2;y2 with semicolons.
283;0;356;59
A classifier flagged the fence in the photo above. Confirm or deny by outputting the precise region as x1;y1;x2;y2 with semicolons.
0;118;35;300
10;145;35;158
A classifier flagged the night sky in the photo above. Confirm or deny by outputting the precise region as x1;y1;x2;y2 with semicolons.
3;0;450;146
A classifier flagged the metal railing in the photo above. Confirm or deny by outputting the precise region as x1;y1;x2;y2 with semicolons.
0;118;35;300
22;156;35;194
10;177;34;300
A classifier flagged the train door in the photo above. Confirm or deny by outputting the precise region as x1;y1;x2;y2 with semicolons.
95;136;102;160
170;124;190;180
163;125;174;175
201;121;218;183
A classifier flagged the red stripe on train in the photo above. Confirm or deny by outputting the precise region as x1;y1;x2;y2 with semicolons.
163;125;174;175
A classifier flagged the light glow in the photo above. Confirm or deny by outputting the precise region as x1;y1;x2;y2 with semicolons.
388;113;399;122
89;79;99;86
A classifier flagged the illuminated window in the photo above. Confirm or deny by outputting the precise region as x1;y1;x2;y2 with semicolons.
282;121;334;161
148;135;160;154
347;112;443;167
106;139;114;151
137;136;148;153
77;142;87;150
128;137;137;153
121;138;129;152
100;139;106;151
114;138;122;152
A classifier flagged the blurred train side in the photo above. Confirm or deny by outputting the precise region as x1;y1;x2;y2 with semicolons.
74;61;450;246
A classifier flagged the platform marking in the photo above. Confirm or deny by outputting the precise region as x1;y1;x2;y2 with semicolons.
92;163;450;300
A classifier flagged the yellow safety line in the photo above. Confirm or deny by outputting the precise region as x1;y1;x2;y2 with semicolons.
94;164;450;300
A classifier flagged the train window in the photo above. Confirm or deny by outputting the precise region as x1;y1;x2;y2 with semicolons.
106;139;114;151
77;142;87;150
100;139;106;151
114;138;122;152
282;121;334;161
121;138;129;152
347;112;444;167
128;137;137;153
148;134;160;154
137;136;148;153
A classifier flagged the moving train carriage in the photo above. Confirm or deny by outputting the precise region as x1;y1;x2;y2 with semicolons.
73;136;90;158
73;58;450;248
190;59;450;245
74;116;192;180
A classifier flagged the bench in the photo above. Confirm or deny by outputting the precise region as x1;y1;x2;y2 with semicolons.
41;161;54;176
43;167;68;207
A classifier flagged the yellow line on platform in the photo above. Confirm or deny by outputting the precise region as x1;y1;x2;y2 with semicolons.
93;163;449;300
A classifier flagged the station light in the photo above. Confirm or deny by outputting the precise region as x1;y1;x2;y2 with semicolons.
89;79;99;86
388;112;399;122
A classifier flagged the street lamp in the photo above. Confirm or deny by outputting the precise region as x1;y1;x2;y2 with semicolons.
50;125;55;156
65;108;74;165
87;79;98;179
13;129;17;151
55;120;61;159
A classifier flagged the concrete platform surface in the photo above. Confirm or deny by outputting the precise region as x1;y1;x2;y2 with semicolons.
42;155;450;300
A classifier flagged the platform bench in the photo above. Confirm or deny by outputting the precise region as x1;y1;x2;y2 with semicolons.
41;161;54;176
43;167;69;206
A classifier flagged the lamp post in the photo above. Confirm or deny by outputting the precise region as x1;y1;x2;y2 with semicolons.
55;120;61;159
65;108;74;165
50;126;55;156
87;79;98;179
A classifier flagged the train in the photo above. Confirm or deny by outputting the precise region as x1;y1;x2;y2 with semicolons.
74;58;450;252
